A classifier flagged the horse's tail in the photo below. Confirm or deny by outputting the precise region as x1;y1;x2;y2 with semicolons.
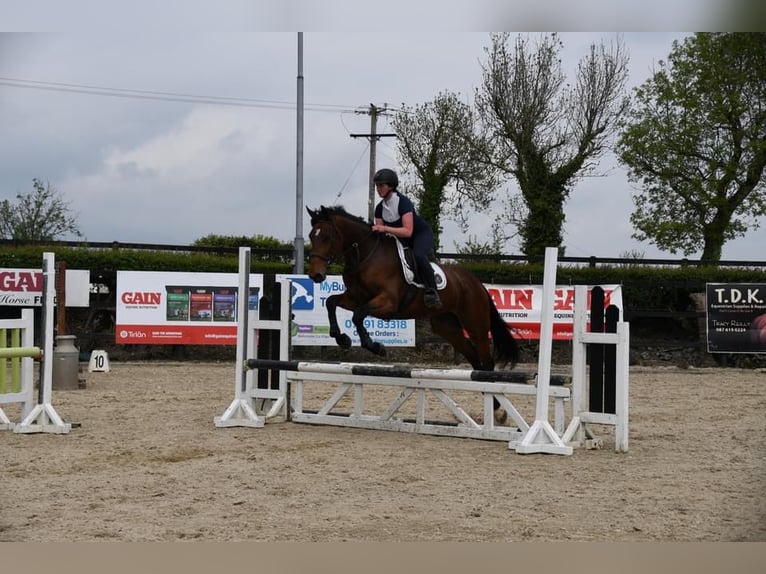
488;295;520;368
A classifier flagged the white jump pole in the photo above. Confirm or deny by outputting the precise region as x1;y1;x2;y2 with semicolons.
15;252;71;434
514;247;572;455
214;247;265;428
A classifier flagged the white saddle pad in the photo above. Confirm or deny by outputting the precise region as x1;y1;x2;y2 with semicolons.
394;237;446;290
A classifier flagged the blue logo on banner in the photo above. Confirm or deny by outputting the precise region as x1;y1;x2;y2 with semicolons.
291;278;315;310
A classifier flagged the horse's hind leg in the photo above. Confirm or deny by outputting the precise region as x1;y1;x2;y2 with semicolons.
429;313;482;369
460;322;495;371
430;313;508;425
430;313;495;371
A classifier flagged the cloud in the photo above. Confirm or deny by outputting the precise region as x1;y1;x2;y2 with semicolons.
0;29;762;261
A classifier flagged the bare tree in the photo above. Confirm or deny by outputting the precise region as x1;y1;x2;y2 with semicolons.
475;33;630;257
0;178;82;240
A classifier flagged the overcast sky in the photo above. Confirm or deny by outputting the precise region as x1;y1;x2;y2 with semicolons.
1;2;762;261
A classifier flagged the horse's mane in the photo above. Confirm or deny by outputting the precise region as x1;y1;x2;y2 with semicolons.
316;205;370;228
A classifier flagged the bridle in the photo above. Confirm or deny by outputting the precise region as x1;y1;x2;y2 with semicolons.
308;217;380;268
307;221;337;264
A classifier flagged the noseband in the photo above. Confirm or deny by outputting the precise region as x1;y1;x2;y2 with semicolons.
308;251;332;263
308;218;378;267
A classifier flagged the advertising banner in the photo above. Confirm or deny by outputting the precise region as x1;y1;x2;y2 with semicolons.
115;271;263;345
115;270;624;346
277;274;416;347
706;283;766;354
486;284;623;340
0;267;90;307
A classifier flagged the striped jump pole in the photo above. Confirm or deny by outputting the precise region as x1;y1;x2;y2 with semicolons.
244;358;573;443
244;359;570;385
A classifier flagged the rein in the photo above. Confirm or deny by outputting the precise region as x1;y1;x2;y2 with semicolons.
350;233;381;268
309;218;380;268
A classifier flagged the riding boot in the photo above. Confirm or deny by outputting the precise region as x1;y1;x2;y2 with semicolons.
421;263;442;309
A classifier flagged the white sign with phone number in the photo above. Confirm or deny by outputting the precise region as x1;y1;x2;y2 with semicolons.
278;274;416;347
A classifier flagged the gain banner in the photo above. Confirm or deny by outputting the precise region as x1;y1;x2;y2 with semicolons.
116;270;263;345
485;284;623;340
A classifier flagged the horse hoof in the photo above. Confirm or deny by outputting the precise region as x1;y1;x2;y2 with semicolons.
494;408;508;425
337;334;352;349
370;342;386;357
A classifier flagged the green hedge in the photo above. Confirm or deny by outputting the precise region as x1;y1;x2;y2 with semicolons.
0;246;291;275
2;245;764;314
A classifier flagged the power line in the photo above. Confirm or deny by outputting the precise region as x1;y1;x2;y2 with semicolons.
2;76;405;220
0;76;358;113
349;104;398;221
335;142;371;201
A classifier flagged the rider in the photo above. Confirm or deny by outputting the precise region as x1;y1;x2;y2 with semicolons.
371;168;442;309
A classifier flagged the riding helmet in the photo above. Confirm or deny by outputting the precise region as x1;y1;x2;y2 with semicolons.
373;168;398;189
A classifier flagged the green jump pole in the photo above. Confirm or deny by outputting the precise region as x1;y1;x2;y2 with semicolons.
0;347;43;360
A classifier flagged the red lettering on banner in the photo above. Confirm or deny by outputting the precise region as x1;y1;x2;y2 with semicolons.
121;292;162;305
551;288;614;311
488;288;533;310
0;271;42;292
554;289;574;311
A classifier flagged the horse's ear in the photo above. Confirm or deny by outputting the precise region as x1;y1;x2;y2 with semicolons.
306;206;314;217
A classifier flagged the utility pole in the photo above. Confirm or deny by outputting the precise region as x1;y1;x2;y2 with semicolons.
366;104;378;223
350;103;396;222
294;32;305;274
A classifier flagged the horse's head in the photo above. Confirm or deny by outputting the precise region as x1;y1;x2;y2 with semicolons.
306;205;372;283
306;205;341;283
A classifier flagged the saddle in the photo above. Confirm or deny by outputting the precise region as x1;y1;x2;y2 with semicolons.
393;238;446;290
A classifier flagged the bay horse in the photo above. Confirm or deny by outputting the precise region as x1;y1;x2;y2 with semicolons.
306;205;519;419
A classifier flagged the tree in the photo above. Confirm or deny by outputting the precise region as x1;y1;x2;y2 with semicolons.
475;33;630;257
616;33;766;264
393;91;502;250
0;178;82;240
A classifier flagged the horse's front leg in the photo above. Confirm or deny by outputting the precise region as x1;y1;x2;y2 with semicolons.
350;304;385;356
325;293;352;349
351;294;399;357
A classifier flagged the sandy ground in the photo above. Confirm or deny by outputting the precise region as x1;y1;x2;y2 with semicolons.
1;361;764;542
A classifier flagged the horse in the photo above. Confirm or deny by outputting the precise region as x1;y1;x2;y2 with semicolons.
306;205;519;421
